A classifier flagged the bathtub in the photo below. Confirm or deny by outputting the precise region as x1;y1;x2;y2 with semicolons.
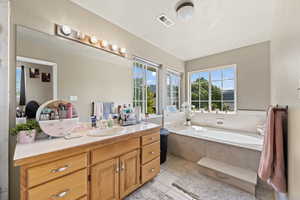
166;124;264;171
167;125;263;151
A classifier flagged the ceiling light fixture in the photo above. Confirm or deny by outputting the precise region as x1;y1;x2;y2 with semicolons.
176;1;194;20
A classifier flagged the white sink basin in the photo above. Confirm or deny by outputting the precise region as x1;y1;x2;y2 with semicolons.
87;127;123;137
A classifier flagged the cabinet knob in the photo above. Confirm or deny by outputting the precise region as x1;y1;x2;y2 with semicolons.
51;189;69;199
150;168;155;172
150;151;155;154
50;165;70;173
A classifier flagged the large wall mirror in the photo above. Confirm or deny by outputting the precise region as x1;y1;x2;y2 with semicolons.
15;25;133;123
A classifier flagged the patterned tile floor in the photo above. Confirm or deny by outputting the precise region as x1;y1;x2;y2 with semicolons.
125;154;274;200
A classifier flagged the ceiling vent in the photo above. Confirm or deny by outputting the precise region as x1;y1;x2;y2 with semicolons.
157;14;175;28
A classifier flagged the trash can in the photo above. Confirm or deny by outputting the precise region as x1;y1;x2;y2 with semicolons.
160;128;170;164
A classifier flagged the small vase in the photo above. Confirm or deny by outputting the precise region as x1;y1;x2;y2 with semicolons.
17;130;36;144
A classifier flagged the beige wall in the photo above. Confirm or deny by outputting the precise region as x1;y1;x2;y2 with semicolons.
271;0;300;199
16;61;54;105
185;42;270;110
0;1;9;200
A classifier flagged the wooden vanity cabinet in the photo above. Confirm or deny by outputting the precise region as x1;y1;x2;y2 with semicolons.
15;127;160;200
91;158;120;200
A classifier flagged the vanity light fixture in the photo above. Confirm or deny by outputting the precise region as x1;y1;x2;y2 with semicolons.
77;31;86;40
111;44;119;52
120;48;127;54
55;24;128;58
90;36;98;44
100;40;109;48
61;25;72;36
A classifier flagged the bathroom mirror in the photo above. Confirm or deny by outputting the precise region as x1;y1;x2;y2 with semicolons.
16;25;133;123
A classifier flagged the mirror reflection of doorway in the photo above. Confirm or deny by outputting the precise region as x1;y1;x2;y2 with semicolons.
16;56;57;124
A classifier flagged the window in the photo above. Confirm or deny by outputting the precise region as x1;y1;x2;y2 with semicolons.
190;65;236;113
167;70;181;110
133;59;158;114
16;67;22;102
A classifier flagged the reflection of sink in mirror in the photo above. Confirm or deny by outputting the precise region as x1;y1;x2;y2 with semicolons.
87;127;123;137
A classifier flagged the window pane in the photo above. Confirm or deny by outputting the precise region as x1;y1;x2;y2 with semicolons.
200;102;209;111
211;102;222;111
211;69;222;81
191;82;199;101
146;67;157;114
223;80;234;90
191;101;199;110
223;67;235;80
223;102;235;112
222;90;234;101
211;81;222;100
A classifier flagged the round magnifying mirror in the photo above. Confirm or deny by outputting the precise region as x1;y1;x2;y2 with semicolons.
36;100;79;137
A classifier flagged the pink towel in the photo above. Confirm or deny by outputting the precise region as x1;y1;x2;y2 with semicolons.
258;106;287;193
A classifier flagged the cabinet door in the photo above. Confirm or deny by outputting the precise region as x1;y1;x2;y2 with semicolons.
119;150;141;199
91;158;119;200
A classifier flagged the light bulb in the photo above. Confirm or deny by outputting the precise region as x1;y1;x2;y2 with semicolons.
61;25;72;36
120;48;127;54
101;40;109;48
90;36;98;44
111;44;118;51
77;31;85;40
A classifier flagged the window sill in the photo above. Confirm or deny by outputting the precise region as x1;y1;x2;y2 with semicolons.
193;111;237;115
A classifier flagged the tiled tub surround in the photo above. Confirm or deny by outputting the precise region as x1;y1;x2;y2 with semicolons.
167;127;262;171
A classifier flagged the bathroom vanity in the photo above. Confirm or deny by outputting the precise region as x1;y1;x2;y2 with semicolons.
14;123;161;200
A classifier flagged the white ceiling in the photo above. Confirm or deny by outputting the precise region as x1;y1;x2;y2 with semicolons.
70;0;272;61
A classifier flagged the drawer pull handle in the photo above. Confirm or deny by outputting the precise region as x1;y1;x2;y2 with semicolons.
150;151;155;154
149;137;155;140
150;168;155;172
50;165;70;173
51;189;69;199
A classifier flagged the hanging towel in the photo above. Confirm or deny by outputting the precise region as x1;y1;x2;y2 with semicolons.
258;106;287;193
103;102;114;120
94;102;103;120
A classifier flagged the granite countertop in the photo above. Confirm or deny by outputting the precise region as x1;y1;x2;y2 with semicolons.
14;122;160;162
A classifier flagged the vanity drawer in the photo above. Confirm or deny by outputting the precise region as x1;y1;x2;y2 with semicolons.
27;153;87;187
27;169;87;200
141;157;160;183
141;132;160;146
142;141;160;164
92;138;140;164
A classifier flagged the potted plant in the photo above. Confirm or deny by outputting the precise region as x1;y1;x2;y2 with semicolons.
11;120;41;144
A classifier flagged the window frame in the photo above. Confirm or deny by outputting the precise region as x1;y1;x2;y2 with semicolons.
132;58;159;114
166;69;181;110
188;64;237;113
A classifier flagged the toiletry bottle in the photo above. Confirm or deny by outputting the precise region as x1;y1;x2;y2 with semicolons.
108;114;113;128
